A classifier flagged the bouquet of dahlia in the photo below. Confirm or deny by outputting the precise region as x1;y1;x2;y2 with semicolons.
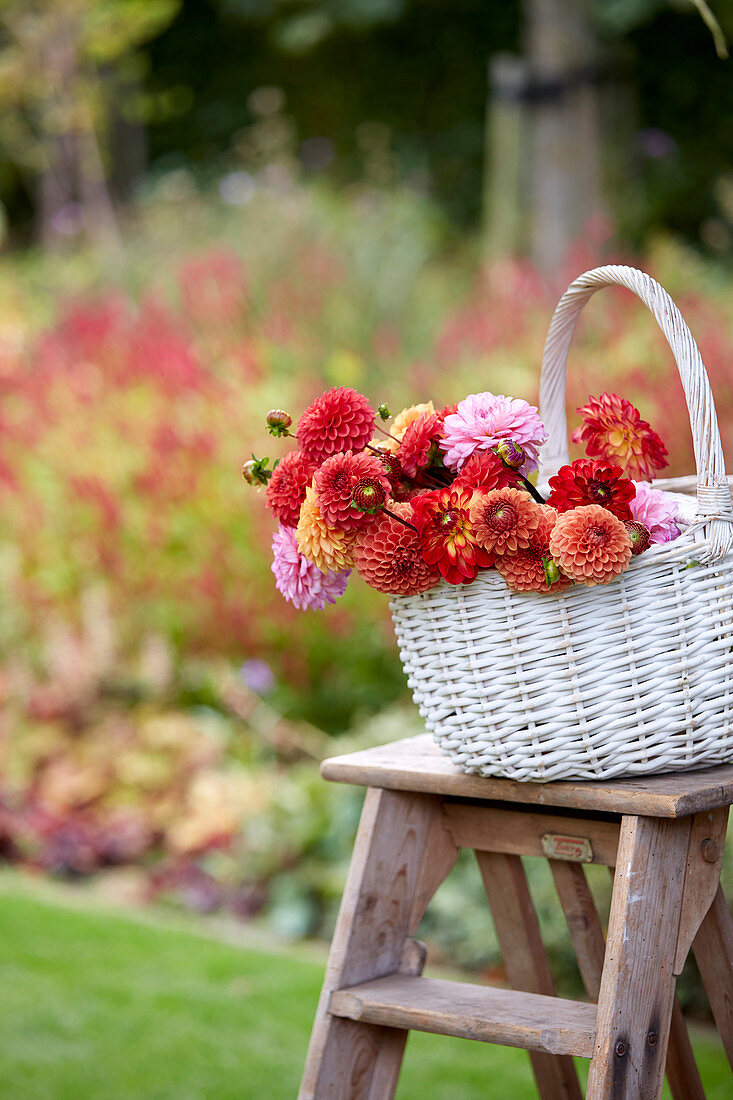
243;387;688;610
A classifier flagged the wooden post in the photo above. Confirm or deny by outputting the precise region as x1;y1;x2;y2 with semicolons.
586;815;691;1100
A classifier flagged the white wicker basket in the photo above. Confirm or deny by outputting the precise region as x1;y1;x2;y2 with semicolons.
390;265;733;781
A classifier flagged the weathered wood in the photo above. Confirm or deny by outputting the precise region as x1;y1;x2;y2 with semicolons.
674;806;729;973
693;884;733;1067
298;787;459;1100
553;860;705;1100
444;800;619;865
586;814;691;1100
549;860;606;999
321;735;733;818
331;974;597;1057
476;850;583;1100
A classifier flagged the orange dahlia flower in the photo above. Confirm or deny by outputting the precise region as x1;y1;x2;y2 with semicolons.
548;504;632;586
572;393;668;481
412;486;493;585
296;486;356;573
495;507;570;594
470;487;542;555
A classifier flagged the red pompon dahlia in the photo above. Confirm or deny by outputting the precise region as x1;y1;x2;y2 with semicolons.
495;507;570;594
572;393;668;481
471;487;543;555
397;411;444;478
547;459;635;521
412;487;493;585
297;386;376;463
549;504;632;585
354;503;440;595
265;450;317;528
313;450;391;531
454;449;522;493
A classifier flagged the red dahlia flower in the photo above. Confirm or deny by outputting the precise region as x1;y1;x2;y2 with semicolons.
397;411;445;478
412;487;493;585
265;450;317;528
313;450;391;531
496;506;570;594
354;503;440;595
547;459;635;521
572;393;668;481
297;386;375;463
454;450;522;493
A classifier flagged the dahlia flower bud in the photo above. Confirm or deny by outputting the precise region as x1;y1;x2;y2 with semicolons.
378;403;391;420
266;409;293;437
350;477;388;514
495;440;526;470
242;455;274;486
379;452;404;483
542;557;562;588
625;520;652;555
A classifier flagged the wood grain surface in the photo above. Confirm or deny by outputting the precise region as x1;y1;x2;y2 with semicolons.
322;736;733;818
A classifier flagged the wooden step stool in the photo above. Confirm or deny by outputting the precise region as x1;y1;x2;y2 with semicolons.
298;735;733;1100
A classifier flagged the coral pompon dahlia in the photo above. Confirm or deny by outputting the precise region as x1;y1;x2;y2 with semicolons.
495;507;569;594
440;392;548;474
572;393;668;481
265;449;317;528
313;450;391;531
412;487;493;585
297;386;375;463
354;503;440;595
471;487;542;555
271;525;350;611
296;486;356;572
549;505;632;586
547;459;635;521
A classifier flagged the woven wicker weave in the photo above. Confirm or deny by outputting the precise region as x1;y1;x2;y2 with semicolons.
390;265;733;781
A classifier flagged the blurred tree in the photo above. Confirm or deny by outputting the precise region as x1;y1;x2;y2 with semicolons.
0;0;180;247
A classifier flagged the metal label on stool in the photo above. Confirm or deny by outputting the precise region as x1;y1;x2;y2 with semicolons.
541;833;593;862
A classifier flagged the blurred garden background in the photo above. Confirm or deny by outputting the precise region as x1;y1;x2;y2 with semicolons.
0;1;732;1095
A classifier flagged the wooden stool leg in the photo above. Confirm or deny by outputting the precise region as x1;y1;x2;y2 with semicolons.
586;814;691;1100
299;787;459;1100
693;884;733;1068
551;860;705;1100
476;851;582;1100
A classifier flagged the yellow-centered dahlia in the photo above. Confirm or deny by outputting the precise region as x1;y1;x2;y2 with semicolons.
296;486;356;573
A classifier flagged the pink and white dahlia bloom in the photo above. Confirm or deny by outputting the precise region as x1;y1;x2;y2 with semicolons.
629;481;687;544
439;392;548;474
271;525;350;610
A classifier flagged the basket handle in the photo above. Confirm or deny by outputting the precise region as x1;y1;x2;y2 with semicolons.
538;264;733;562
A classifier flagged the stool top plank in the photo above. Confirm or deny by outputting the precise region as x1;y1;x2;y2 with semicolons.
321;735;733;818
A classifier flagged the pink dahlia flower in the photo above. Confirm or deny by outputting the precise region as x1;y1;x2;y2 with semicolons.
271;525;350;610
439;392;548;474
629;481;687;544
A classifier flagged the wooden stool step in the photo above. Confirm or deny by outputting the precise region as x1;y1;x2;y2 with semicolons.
330;974;597;1057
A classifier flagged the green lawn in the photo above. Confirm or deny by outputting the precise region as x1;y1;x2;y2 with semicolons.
0;875;728;1099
